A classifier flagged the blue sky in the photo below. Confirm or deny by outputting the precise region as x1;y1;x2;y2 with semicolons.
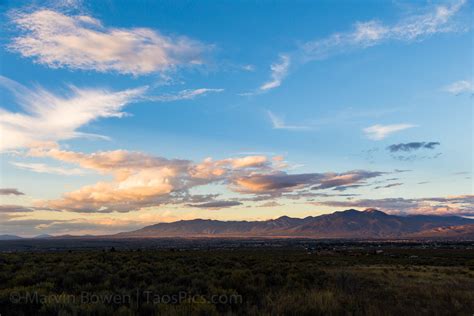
0;0;472;236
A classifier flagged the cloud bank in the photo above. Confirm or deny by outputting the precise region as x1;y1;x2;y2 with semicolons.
27;145;275;212
18;144;388;213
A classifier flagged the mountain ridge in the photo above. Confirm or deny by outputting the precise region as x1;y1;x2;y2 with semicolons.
113;209;474;239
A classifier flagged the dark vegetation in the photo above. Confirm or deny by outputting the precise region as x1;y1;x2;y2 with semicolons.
0;244;473;315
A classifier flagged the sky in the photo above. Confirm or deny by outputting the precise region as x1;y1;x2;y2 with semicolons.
0;0;472;237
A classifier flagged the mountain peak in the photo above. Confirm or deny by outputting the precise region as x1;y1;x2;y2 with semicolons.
34;234;52;239
364;208;385;214
338;209;360;215
0;234;23;240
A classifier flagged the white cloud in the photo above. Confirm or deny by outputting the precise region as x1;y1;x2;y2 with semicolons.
267;111;309;131
0;76;146;151
363;124;416;140
10;162;85;175
0;77;224;152
352;21;388;44
250;0;466;95
249;1;467;93
302;0;467;61
443;80;474;95
242;64;255;71
147;88;224;102
260;55;291;91
9;9;207;75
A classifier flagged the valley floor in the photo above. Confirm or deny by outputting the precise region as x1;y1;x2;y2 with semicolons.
0;244;473;315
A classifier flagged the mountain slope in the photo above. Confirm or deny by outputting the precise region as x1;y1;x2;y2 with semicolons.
0;234;23;240
408;224;474;238
114;209;474;239
33;234;52;239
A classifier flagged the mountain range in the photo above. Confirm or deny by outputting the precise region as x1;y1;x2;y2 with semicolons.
113;209;474;239
0;234;52;241
2;209;473;240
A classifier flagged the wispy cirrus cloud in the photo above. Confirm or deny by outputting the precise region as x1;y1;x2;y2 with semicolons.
363;124;416;140
267;111;310;131
301;0;467;61
0;76;146;151
146;88;224;102
10;162;86;176
259;55;291;92
0;77;223;152
257;0;467;91
9;9;208;75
